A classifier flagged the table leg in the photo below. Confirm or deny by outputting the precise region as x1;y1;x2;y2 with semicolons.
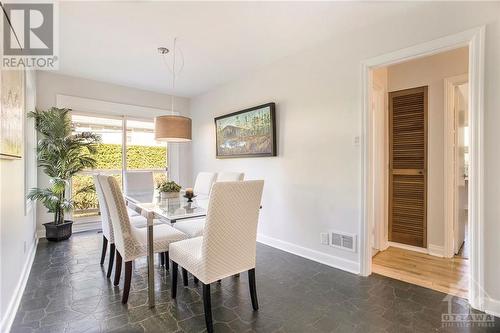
147;219;155;308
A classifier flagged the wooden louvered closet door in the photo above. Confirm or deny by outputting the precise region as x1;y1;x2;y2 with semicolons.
389;86;427;248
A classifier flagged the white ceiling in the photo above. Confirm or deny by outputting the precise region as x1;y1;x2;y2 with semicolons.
58;2;421;97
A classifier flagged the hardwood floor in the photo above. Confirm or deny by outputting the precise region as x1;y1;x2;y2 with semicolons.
372;246;469;298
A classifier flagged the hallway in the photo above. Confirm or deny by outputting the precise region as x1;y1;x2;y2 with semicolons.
372;247;469;298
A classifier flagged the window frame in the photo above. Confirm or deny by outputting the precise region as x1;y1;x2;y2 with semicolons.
70;111;168;222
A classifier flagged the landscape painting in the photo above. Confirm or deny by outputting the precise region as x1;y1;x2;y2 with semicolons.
0;69;24;159
215;103;276;158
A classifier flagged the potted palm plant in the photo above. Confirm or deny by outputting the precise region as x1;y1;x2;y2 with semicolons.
28;107;100;241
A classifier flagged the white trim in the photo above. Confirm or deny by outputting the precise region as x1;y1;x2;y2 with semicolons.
386;241;445;258
467;25;485;311
428;244;445;258
257;234;360;274
444;74;468;259
388;241;428;254
56;94;170;118
360;27;485;311
484;298;500;318
0;238;38;333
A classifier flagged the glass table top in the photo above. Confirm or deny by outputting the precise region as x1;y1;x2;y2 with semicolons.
125;191;208;221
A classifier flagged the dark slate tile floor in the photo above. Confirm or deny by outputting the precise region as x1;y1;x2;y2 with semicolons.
10;231;500;333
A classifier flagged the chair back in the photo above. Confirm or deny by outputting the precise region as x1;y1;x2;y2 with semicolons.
98;175;133;257
202;180;264;275
216;172;244;182
93;175;114;243
193;172;217;196
124;171;154;196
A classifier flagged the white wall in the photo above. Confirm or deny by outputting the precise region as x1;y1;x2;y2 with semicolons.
386;47;468;250
0;70;38;332
35;72;192;233
190;2;500;310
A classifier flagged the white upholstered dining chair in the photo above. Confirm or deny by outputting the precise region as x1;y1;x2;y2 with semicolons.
124;171;156;216
169;180;264;333
173;172;216;238
216;171;244;182
93;175;155;278
124;171;155;195
193;172;217;197
98;175;187;304
172;172;245;238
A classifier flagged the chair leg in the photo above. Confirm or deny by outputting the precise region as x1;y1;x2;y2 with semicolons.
100;235;108;265
248;268;259;310
159;252;165;266
193;276;198;284
107;243;115;278
165;252;169;271
114;250;122;286
122;261;132;304
182;268;188;286
203;283;213;333
171;261;178;299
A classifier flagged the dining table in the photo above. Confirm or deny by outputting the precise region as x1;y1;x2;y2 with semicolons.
124;191;209;308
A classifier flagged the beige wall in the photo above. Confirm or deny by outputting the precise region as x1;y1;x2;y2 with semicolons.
387;47;468;249
35;72;192;233
190;2;500;311
0;70;37;331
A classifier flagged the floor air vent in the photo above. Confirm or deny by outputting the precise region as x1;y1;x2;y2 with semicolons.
330;231;356;252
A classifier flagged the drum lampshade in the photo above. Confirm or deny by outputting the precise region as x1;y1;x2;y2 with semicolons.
154;115;192;142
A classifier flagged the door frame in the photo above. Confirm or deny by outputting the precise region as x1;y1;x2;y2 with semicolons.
360;26;485;310
444;74;469;259
371;82;388;254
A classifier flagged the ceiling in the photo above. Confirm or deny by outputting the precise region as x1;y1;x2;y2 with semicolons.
58;2;421;97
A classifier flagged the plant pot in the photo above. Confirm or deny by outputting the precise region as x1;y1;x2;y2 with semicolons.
44;220;73;242
160;191;180;199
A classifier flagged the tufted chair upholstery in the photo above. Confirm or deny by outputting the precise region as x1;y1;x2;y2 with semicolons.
169;180;264;333
93;175;153;277
98;175;187;303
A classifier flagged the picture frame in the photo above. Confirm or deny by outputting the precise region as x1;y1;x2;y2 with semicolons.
215;102;277;158
0;68;25;159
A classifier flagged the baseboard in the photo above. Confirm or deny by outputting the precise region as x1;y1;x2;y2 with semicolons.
257;233;360;274
0;237;38;333
388;241;427;254
484;297;500;318
37;220;101;238
388;241;445;258
427;244;445;258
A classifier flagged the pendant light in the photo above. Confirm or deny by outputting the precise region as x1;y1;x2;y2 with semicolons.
154;38;192;142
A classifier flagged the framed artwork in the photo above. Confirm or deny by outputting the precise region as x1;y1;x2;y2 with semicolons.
215;102;277;158
0;69;24;159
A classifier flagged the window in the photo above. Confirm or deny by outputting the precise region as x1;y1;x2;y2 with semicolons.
70;114;167;220
126;119;167;186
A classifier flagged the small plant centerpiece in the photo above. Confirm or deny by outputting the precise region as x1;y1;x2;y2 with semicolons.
157;180;182;199
28;107;100;241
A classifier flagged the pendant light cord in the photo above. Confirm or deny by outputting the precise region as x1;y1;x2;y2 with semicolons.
171;37;176;115
159;37;184;115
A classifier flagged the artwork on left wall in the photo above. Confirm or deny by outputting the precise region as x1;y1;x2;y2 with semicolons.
0;69;24;159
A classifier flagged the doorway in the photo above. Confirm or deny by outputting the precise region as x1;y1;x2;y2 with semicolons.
388;86;427;248
366;46;472;299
